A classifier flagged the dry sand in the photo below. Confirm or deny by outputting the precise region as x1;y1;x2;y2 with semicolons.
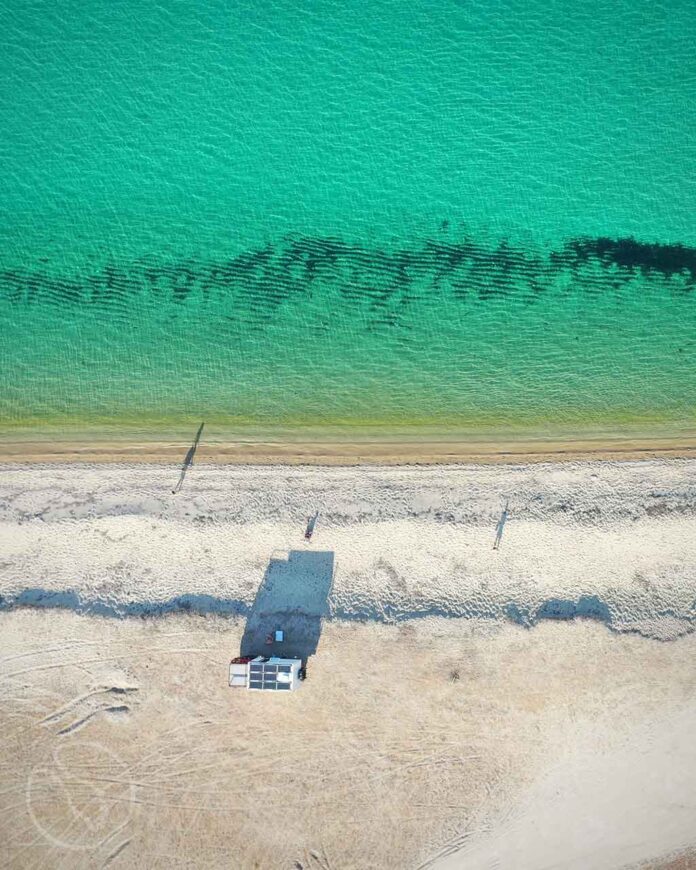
0;612;694;870
0;459;695;868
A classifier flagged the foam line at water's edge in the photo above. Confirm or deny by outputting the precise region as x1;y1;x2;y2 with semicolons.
0;588;693;642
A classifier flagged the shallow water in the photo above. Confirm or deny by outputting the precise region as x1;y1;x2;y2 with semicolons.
2;0;695;439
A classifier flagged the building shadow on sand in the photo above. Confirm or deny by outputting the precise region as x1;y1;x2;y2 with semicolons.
240;550;335;666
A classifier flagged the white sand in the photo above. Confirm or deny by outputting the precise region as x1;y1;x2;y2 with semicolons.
1;460;695;638
432;700;696;870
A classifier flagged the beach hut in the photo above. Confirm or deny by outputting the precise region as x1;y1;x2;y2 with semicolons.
229;656;304;691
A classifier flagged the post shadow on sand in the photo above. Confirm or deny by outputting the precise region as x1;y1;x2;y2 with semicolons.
304;511;319;540
172;422;204;494
493;501;509;550
240;550;335;666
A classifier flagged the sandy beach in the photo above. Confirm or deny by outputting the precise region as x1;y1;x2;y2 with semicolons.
1;459;695;868
3;0;696;865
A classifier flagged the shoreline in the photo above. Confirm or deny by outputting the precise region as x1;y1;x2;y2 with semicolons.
1;435;696;464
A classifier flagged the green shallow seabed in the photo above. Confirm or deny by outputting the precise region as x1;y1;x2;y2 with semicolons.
1;0;695;442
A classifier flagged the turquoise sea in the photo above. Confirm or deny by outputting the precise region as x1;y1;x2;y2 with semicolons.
1;0;695;442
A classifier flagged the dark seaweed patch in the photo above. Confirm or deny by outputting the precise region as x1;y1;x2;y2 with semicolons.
560;237;696;283
1;232;694;325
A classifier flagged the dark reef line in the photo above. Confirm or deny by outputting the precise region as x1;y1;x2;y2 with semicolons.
1;233;694;314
